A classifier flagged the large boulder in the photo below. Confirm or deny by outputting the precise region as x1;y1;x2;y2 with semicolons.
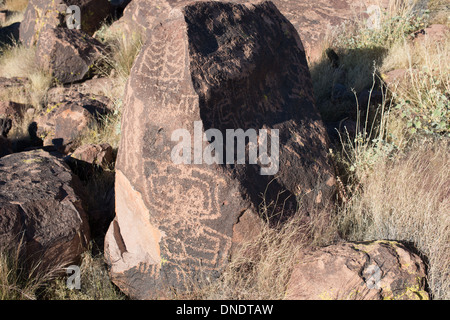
0;149;90;272
105;1;336;299
36;28;106;84
285;240;429;300
111;0;390;61
19;0;112;47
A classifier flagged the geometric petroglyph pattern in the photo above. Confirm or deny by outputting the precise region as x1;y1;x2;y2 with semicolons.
107;1;337;299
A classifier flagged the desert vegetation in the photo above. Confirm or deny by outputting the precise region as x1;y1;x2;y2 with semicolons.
0;0;448;300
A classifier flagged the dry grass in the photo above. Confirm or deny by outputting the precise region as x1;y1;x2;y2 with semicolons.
311;0;449;300
43;250;125;300
0;43;52;108
74;103;123;150
0;240;124;300
0;43;52;141
71;24;144;149
2;0;28;12
310;0;430;122
0;11;24;28
187;207;336;300
0;242;67;300
94;23;144;87
381;32;449;138
336;138;449;300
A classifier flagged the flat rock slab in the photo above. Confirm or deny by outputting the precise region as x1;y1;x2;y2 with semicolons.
285;240;429;300
105;0;336;299
0;149;90;272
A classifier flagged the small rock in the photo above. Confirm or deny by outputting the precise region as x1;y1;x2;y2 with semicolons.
26;108;35;116
285;240;429;300
36;103;97;153
70;143;114;168
0;77;29;91
47;83;113;111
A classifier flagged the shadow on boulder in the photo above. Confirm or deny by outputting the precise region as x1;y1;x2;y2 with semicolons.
0;21;19;47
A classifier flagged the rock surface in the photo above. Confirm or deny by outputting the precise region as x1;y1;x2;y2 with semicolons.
382;68;416;89
36;89;109;153
19;0;112;46
111;0;390;61
46;85;112;110
0;101;27;123
285;240;429;300
0;77;29;100
105;1;336;299
412;24;450;44
70;143;114;167
36;28;106;84
0;149;90;271
36;104;97;153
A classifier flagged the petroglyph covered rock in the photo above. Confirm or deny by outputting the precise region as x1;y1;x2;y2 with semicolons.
105;1;336;299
